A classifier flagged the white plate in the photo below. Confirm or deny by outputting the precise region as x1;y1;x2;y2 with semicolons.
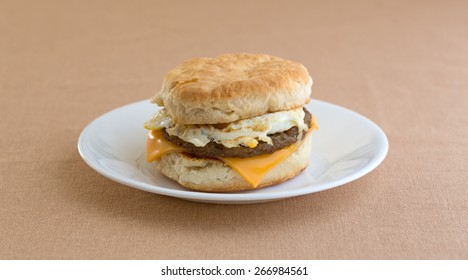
78;99;388;204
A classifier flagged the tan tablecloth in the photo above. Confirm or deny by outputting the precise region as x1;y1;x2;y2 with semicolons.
1;0;467;259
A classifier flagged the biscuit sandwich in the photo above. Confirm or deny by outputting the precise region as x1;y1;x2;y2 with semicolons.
144;53;317;192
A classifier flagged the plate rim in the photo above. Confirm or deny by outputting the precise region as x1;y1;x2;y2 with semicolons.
77;99;389;202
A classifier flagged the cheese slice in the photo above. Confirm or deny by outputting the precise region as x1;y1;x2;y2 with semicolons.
146;128;311;188
218;143;301;187
146;129;185;162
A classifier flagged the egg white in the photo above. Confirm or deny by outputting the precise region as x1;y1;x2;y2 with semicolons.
144;107;308;148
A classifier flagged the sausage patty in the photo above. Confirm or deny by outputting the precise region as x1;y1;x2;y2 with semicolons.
162;108;312;158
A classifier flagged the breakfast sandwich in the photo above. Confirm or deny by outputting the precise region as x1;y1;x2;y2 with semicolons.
144;53;317;192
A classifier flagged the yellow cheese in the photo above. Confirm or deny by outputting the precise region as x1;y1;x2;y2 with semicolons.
146;127;313;188
218;143;300;188
146;129;185;162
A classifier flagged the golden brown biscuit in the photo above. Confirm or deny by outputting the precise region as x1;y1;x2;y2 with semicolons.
151;53;312;125
153;135;312;192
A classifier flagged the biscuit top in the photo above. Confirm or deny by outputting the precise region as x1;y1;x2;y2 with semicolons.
151;53;312;124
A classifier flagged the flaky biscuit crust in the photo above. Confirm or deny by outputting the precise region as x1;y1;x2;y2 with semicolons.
152;53;312;124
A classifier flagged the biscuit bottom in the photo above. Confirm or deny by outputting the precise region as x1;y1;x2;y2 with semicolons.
153;135;312;192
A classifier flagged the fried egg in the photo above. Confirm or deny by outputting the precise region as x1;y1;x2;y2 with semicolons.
144;107;308;148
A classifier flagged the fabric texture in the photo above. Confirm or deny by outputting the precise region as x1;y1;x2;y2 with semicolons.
0;0;467;259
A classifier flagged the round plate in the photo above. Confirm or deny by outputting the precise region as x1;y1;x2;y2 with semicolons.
78;99;388;204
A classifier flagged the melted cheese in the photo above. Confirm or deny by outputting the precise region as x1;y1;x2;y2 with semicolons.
146;129;185;162
146;128;312;188
218;143;300;188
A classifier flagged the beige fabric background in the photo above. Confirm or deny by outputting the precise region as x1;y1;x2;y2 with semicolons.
1;0;467;259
